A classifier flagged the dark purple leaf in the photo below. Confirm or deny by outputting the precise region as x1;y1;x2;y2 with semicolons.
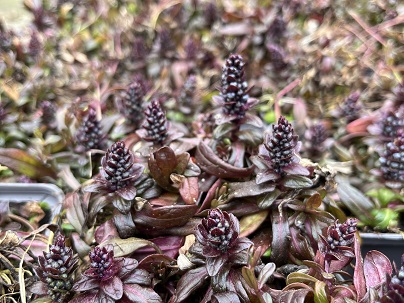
228;180;275;200
148;146;178;190
353;234;366;300
172;267;209;303
137;254;176;272
0;148;57;179
72;275;99;292
363;250;392;288
71;232;91;259
116;186;137;201
123;269;151;286
206;255;228;277
133;203;198;230
195;141;254;179
69;292;98;303
119;257;139;277
123;284;163;303
113;212;137;239
101;276;123;300
211;291;241;303
29;281;48;295
270;210;291;265
95;219;119;244
131;236;184;260
255;169;279;184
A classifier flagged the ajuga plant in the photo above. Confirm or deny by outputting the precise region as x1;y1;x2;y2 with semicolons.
31;233;78;303
378;131;404;189
2;1;404;303
303;121;331;162
75;107;105;153
171;209;253;302
253;115;310;184
39;100;57;129
336;91;362;123
138;98;169;146
70;245;162;303
119;82;145;128
85;140;145;213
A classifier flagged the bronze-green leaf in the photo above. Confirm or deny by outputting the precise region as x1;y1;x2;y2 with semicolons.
0;148;57;179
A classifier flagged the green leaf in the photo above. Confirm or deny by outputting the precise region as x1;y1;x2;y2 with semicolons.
242;267;258;290
287;272;317;285
335;175;375;224
282;175;313;188
367;188;401;207
257;189;281;209
100;237;162;257
239;210;269;237
0;148;57;179
314;280;328;303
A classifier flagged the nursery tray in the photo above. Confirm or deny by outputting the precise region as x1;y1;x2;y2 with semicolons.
0;183;64;222
360;232;404;266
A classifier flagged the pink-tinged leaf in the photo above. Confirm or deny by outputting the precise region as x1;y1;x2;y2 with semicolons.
283;163;310;176
239;211;268;237
218;22;252;35
95;219;119;244
258;262;276;289
72;275;99;292
124;284;163;303
102;276;123;300
256;170;279;184
277;288;311;303
119;258;139;277
206;255;228;277
353;234;366;300
293;98;307;129
175;175;199;205
29;281;48;295
69;292;98;303
0;148;57;179
172;267;209;303
211;291;241;303
363;250;392;288
346;115;375;134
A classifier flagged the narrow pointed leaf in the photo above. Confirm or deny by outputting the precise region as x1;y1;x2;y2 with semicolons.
0;148;57;179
